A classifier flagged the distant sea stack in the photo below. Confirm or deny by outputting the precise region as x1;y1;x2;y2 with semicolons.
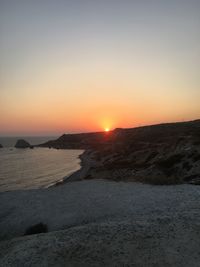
0;144;3;148
15;139;31;148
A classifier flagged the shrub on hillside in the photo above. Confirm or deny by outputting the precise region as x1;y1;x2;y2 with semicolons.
24;222;48;236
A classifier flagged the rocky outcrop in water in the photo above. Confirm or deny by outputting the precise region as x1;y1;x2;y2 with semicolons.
15;139;31;148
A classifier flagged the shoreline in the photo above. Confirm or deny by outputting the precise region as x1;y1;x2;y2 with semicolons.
0;147;85;192
52;150;92;186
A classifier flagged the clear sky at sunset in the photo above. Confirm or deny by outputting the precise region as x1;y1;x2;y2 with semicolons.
0;0;199;135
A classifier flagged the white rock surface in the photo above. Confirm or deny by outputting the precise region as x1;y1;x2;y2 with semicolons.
0;180;200;266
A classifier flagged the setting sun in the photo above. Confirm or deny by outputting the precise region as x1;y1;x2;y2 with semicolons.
105;128;110;132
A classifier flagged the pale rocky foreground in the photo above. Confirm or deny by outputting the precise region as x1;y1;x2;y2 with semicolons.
0;180;200;266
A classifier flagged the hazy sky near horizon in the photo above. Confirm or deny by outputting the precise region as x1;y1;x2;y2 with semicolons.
0;0;199;135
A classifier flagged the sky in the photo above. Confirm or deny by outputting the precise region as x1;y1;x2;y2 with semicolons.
0;0;199;135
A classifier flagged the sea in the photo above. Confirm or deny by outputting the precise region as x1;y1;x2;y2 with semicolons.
0;137;84;192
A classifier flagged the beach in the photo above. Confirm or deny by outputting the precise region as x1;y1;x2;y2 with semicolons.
0;179;200;266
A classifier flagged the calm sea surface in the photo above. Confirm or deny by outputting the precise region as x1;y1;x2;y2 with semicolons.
0;136;58;147
0;137;83;192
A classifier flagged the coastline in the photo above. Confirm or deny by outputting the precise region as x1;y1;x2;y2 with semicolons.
51;151;86;188
52;150;98;186
0;147;84;192
63;150;89;182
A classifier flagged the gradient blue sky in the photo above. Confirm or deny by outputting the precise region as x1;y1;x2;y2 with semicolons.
0;0;199;135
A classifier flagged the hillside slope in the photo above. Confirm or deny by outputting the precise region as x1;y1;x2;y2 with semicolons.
39;120;200;184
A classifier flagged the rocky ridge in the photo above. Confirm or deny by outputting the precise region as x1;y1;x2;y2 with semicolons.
39;120;200;185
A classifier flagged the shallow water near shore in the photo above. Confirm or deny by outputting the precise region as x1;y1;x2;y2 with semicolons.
0;147;83;192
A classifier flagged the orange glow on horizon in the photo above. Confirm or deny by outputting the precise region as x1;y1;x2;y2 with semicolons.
105;128;110;132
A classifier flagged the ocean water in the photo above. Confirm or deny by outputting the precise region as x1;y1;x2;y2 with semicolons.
0;137;83;192
0;136;58;147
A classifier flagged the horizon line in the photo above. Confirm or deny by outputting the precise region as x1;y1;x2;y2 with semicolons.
0;118;199;137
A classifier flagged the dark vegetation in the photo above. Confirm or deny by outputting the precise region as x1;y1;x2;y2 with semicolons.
182;162;193;171
24;223;48;236
156;154;184;169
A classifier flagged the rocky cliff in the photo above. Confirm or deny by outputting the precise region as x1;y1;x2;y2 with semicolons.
39;120;200;184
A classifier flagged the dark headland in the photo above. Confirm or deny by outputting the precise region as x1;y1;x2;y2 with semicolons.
39;119;200;185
